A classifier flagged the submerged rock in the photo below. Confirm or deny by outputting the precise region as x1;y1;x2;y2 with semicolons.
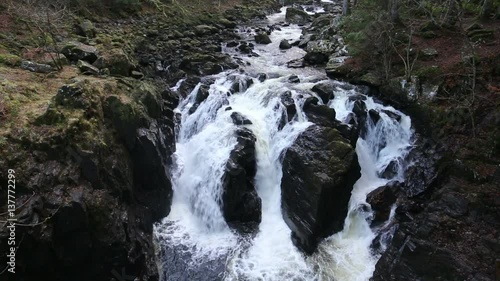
281;125;361;254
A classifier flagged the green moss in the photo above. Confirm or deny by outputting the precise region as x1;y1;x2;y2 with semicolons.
0;53;21;67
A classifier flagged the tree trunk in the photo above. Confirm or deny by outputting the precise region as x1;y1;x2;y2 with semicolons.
447;0;458;26
343;0;350;16
481;0;493;20
390;0;399;22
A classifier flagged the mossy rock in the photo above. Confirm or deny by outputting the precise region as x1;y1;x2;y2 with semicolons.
132;82;162;119
103;95;145;150
92;48;134;77
35;105;66;126
0;53;21;67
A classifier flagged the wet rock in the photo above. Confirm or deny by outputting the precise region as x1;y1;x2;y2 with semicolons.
201;62;223;75
279;39;292;49
368;109;381;124
280;91;296;122
20;60;53;73
287;58;305;68
311;82;335;103
288;75;300;83
285;7;311;24
238;43;253;54
353;100;367;118
188;84;210;114
61;42;98;63
381;109;402;122
367;181;400;225
231;112;252;125
257;73;267;82
77;60;100;75
230;76;254;93
281;125;361;254
326;57;350;78
255;32;272;44
222;128;261;231
303;101;336;128
304;40;338;65
227;41;239;47
298;34;313;48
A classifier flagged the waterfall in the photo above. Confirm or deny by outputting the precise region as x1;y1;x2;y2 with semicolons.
154;7;414;281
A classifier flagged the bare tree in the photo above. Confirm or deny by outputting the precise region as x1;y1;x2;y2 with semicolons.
6;0;71;70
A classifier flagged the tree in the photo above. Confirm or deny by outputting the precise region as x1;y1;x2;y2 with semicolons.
343;0;350;15
481;0;493;20
390;0;399;22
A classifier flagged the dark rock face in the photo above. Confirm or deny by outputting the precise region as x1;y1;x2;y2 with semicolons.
289;75;300;83
281;125;361;254
231;112;253;125
366;181;400;225
222;128;261;231
0;80;179;281
311;82;335;103
230;76;254;93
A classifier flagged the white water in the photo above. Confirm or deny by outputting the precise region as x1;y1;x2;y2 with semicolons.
155;7;413;281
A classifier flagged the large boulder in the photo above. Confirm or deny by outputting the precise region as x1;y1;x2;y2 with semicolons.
281;125;361;254
61;42;98;63
311;82;335;103
75;19;96;38
279;39;292;49
285;7;311;24
255;32;272;44
222;128;261;232
304;40;338;65
92;48;135;77
366;181;401;225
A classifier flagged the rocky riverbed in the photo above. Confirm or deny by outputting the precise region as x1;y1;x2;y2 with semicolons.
0;0;498;280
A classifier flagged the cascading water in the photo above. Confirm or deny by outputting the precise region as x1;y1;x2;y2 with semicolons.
155;6;414;281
